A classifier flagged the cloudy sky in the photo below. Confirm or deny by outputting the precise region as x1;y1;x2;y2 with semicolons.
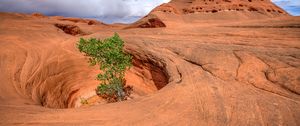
0;0;171;23
0;0;299;24
272;0;300;16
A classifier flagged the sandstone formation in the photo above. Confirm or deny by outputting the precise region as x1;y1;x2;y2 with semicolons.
56;17;103;25
126;14;166;28
129;0;289;28
0;0;299;125
153;0;288;16
31;13;46;18
54;23;86;36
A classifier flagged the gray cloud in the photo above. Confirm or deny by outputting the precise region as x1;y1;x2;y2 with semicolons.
3;0;296;23
0;0;170;23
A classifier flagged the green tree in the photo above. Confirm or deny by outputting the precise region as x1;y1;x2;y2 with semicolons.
77;33;132;102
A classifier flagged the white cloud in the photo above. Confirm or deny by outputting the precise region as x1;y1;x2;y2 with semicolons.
0;0;170;23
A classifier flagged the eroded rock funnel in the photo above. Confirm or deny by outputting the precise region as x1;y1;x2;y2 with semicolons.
32;53;168;109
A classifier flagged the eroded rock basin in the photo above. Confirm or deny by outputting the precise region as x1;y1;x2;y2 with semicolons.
76;55;170;108
2;42;170;109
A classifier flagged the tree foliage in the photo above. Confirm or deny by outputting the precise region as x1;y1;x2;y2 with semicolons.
77;33;132;102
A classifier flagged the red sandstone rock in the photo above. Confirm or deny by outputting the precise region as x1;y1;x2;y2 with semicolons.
153;0;288;16
127;14;166;28
54;23;85;36
31;12;46;18
57;17;104;25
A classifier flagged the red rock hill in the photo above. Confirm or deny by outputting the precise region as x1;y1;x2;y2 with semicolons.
129;0;289;28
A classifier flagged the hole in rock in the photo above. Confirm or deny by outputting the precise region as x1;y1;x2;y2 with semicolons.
37;54;169;109
139;18;166;28
130;56;168;90
54;23;87;36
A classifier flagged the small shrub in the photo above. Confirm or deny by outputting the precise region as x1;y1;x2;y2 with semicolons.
77;33;133;103
80;97;88;105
